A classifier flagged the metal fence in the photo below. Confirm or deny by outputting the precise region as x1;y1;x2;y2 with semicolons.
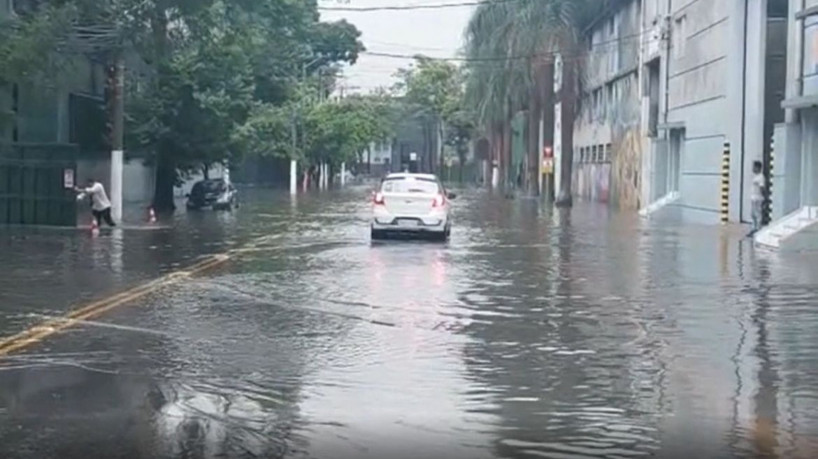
0;143;78;226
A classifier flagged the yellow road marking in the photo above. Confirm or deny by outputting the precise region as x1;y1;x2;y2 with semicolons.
0;253;233;357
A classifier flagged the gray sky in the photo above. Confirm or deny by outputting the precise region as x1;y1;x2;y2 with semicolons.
319;0;475;94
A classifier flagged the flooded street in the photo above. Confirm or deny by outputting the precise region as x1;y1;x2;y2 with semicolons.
2;186;818;458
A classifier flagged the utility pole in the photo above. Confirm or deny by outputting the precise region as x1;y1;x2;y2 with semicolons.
109;52;125;222
292;58;323;194
290;108;297;195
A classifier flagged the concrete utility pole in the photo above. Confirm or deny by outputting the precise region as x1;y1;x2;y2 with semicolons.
110;53;125;222
291;58;323;195
290;108;297;195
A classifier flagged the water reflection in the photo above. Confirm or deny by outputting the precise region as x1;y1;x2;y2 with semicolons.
2;188;818;458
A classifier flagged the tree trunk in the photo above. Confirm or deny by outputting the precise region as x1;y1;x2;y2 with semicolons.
202;163;209;180
457;145;466;183
526;104;540;195
438;119;445;176
497;121;506;188
421;120;431;173
150;5;174;213
504;105;514;190
540;61;556;201
556;56;576;208
153;152;176;213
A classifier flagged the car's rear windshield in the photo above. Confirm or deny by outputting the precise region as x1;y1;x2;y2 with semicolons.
380;177;440;194
193;180;224;192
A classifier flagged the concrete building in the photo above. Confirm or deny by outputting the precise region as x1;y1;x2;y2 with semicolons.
365;140;393;176
1;1;231;224
573;0;643;209
756;0;818;248
571;0;789;227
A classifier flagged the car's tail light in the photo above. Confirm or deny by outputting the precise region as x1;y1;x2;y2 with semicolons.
373;192;385;205
432;194;446;208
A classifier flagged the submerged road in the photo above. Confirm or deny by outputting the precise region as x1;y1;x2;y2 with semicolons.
2;186;818;459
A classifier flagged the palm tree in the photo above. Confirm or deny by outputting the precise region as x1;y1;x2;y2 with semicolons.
463;0;517;188
463;0;605;202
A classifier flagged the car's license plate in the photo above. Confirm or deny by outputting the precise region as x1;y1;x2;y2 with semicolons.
397;219;419;228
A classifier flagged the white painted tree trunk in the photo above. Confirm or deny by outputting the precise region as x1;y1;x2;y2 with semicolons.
111;149;123;222
491;164;499;188
289;159;297;195
340;162;346;186
320;163;327;189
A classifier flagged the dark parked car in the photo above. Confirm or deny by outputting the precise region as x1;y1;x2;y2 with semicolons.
186;179;237;211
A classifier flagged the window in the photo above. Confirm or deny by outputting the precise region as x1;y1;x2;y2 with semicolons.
605;143;612;163
606;84;614;112
593;89;602;118
647;60;660;137
674;15;687;59
381;177;440;194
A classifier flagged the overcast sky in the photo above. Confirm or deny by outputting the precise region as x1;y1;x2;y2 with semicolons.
319;0;475;94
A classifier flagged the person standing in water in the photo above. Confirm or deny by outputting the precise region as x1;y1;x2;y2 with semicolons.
750;160;765;234
76;178;116;227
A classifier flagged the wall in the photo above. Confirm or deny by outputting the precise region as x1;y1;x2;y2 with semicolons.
664;0;733;221
574;0;643;209
76;157;155;204
0;0;11;137
367;140;393;176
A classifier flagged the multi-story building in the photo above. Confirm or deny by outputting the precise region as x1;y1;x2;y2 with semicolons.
573;0;643;209
1;1;227;224
757;0;818;248
571;0;789;227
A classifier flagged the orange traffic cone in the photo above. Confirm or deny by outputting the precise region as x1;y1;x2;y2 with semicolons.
148;207;157;224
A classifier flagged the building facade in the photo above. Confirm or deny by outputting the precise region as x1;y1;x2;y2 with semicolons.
756;0;818;247
572;0;789;226
574;0;643;209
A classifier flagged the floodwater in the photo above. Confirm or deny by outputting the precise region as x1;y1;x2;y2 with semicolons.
1;186;818;459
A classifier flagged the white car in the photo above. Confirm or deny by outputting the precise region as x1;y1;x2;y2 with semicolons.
370;173;456;241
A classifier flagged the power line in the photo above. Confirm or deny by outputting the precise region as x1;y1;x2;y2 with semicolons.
358;29;653;63
318;0;518;12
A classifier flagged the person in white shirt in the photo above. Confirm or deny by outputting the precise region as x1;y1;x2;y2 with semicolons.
76;178;116;227
750;160;765;234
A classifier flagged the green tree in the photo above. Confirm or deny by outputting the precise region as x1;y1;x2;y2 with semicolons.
445;107;476;182
2;0;365;211
394;57;465;174
302;94;393;172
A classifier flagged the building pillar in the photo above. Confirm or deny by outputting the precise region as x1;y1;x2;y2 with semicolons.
726;0;749;223
742;0;769;222
801;109;818;205
773;122;801;218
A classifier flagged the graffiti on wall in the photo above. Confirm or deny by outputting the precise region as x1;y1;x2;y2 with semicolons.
574;163;611;202
573;71;642;209
610;128;642;210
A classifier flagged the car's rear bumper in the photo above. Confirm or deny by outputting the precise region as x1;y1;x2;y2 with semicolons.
372;216;448;233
